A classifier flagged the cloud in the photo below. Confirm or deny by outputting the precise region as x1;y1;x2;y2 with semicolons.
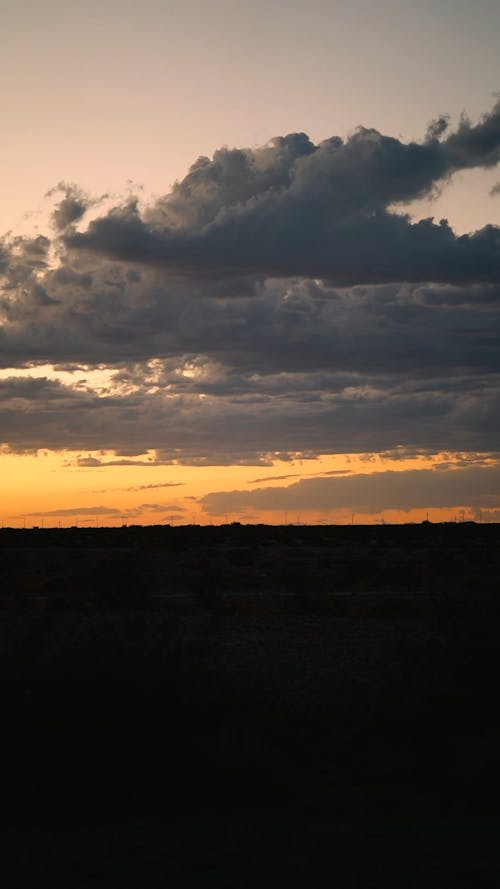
126;481;184;491
322;469;351;476
199;463;500;516
47;183;90;231
248;468;350;484
75;455;173;468
425;115;450;142
0;234;51;297
248;473;301;484
64;100;500;285
2;273;500;377
76;457;106;467
20;505;120;517
21;502;188;522
138;502;185;513
0;352;499;463
471;507;500;521
0;101;499;469
89;480;185;494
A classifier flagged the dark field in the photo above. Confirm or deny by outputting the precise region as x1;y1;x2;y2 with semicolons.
1;523;499;886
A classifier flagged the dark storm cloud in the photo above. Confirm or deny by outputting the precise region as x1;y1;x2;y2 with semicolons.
2;269;500;377
0;101;499;468
67;208;500;284
0;368;499;462
1;271;500;463
199;464;500;516
444;105;500;169
64;100;500;284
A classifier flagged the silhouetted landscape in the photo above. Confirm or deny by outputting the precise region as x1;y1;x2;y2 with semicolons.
1;522;499;886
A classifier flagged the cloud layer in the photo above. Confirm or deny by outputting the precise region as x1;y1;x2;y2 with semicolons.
1;101;499;466
200;463;500;516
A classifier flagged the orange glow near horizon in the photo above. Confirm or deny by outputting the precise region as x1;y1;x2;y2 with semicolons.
1;448;496;528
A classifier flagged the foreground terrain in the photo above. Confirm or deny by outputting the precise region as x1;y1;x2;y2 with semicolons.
1;523;499;886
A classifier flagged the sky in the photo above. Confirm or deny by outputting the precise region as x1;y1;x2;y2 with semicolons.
1;0;500;526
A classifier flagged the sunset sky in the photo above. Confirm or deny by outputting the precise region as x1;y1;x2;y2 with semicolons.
1;0;500;526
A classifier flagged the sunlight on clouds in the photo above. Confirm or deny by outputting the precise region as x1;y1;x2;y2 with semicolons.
0;364;114;394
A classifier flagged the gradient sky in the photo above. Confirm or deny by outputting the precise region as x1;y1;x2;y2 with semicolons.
1;0;500;526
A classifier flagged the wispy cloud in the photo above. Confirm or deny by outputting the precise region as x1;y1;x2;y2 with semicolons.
74;456;173;468
90;481;185;494
248;473;301;484
127;481;184;491
19;505;120;517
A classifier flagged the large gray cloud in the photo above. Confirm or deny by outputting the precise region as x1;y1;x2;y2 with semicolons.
1;268;499;460
0;367;498;462
0;101;499;468
64;101;500;284
1;267;499;375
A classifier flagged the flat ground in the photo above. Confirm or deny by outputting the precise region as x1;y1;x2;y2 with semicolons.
1;523;499;886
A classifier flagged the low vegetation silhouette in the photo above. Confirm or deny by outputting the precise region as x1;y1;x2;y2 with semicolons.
1;522;499;885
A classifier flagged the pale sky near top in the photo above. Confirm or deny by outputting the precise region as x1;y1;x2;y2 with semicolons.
2;0;500;235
